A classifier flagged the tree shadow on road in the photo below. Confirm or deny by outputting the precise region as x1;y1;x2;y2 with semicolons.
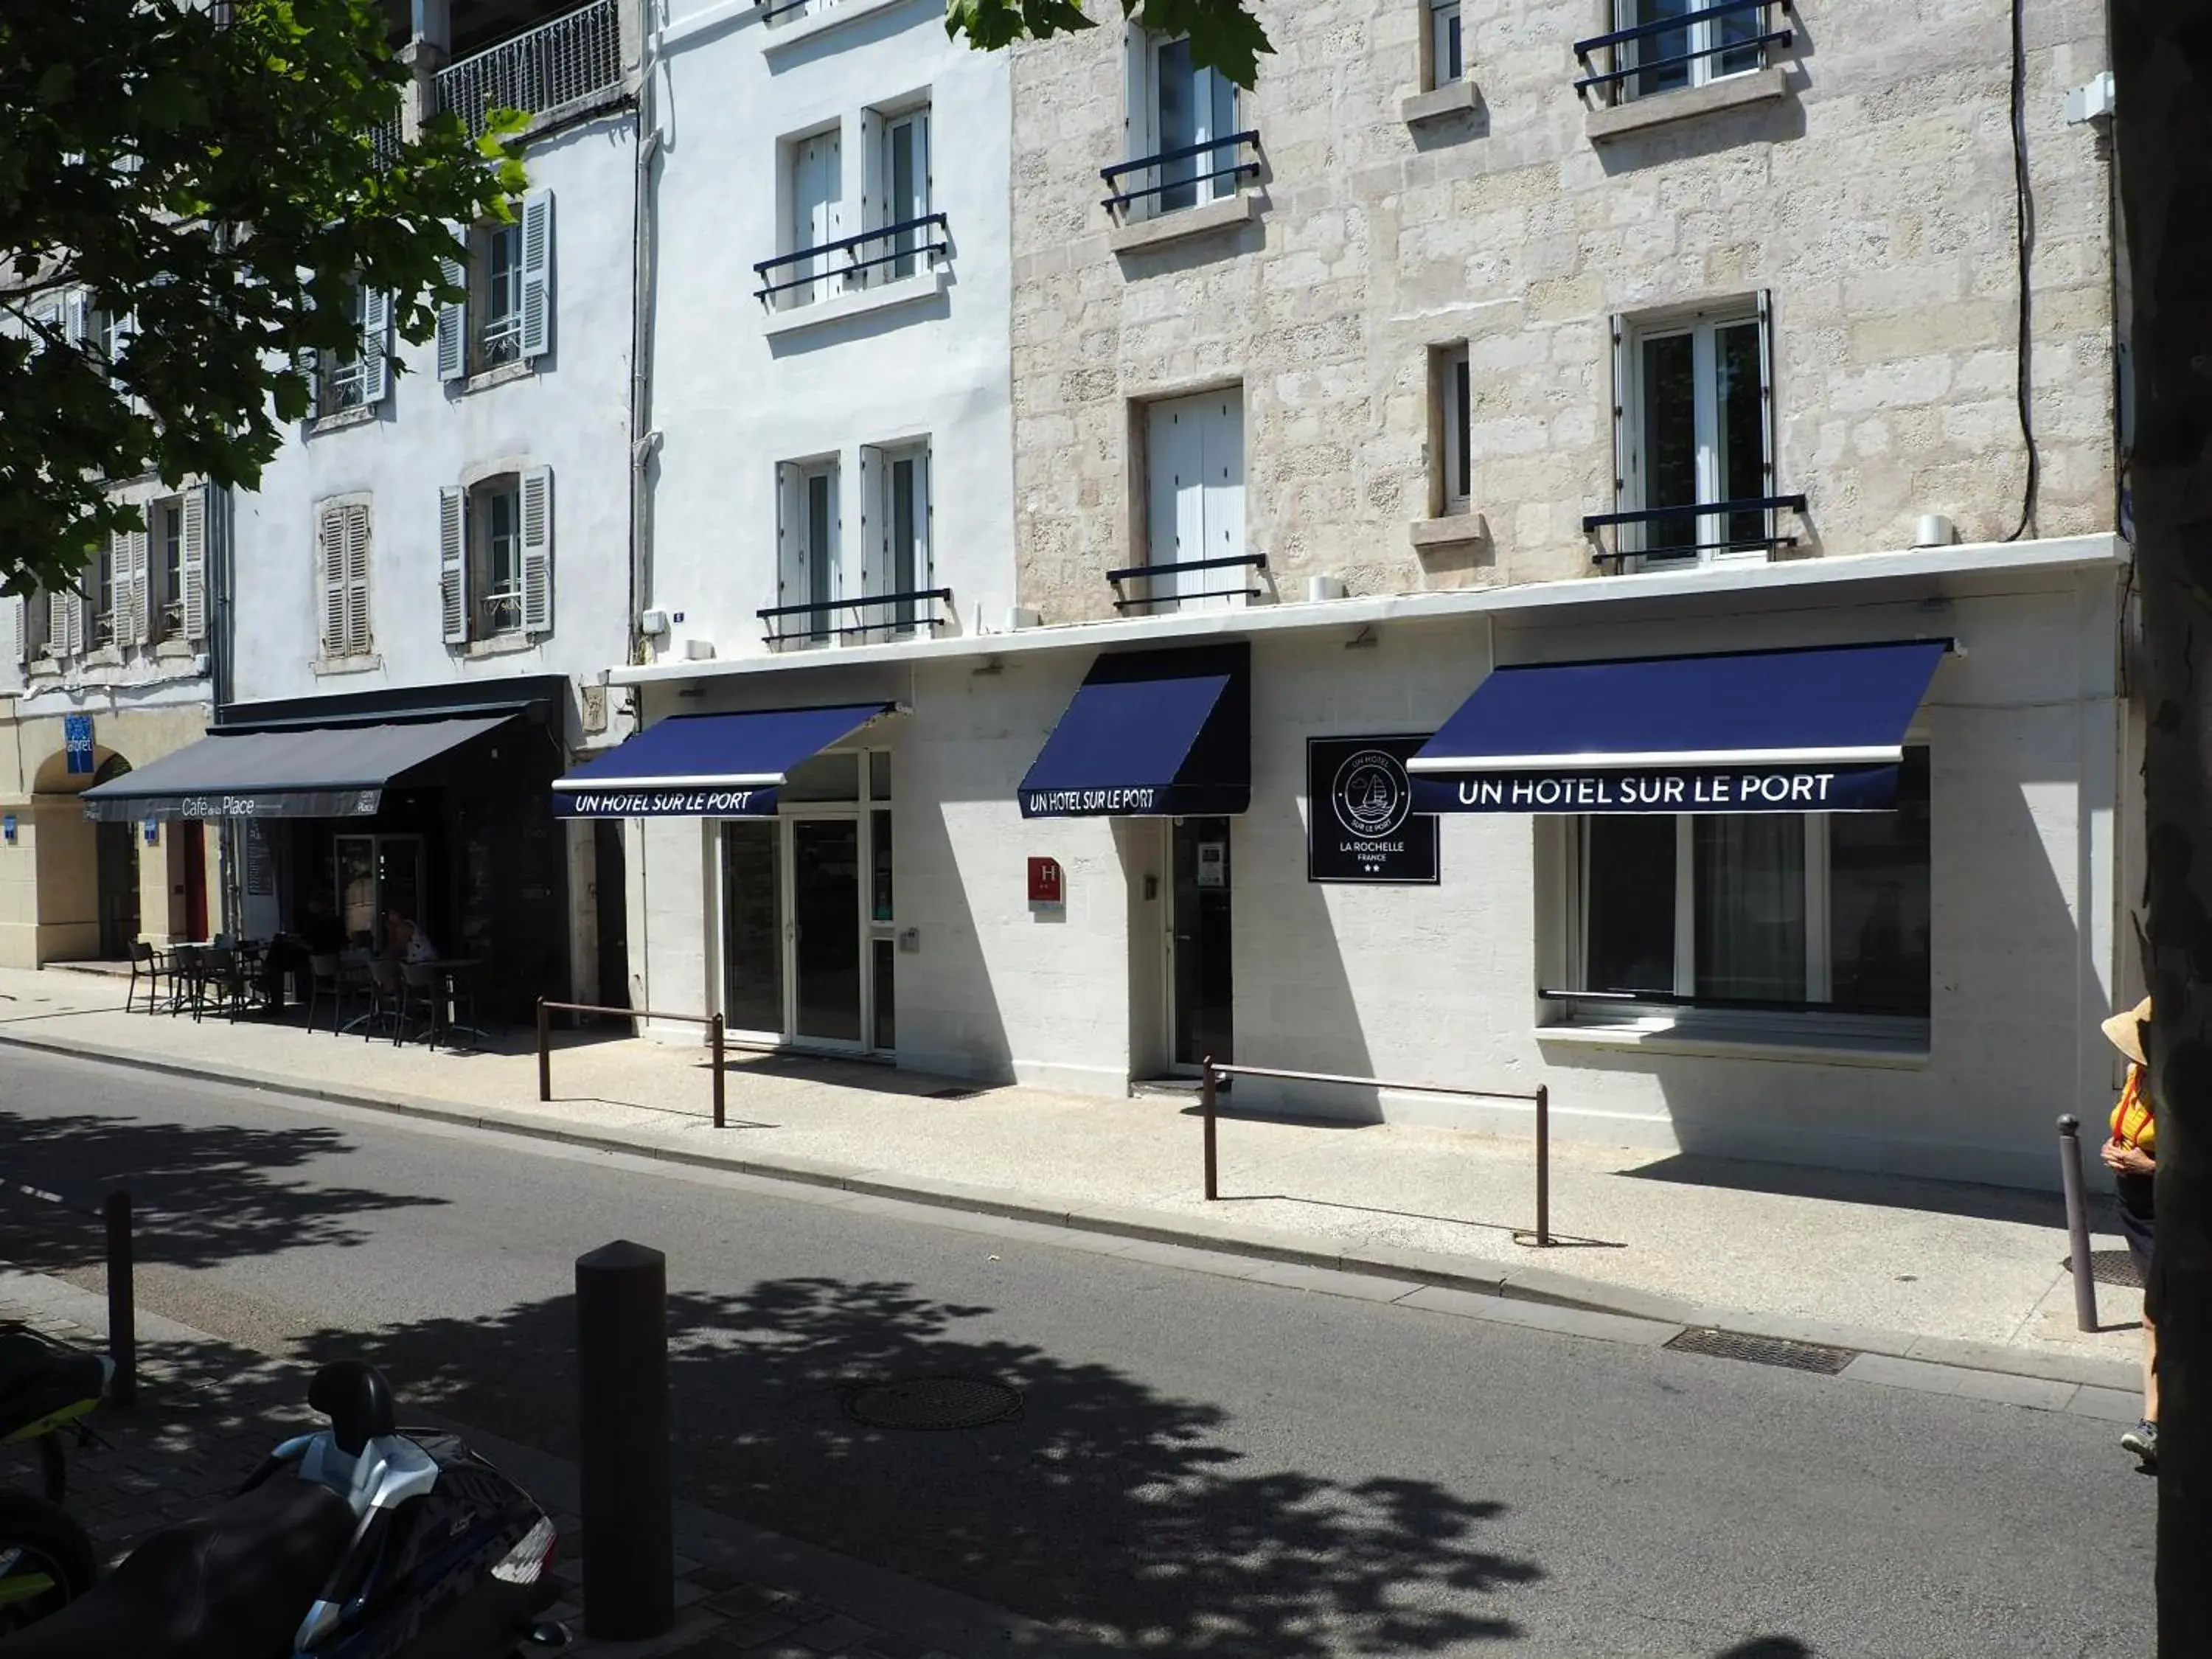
258;1273;1544;1656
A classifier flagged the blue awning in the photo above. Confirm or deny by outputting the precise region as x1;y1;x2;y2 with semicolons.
554;703;895;818
1020;644;1250;818
1408;640;1949;814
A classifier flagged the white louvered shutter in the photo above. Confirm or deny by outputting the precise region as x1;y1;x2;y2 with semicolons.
344;503;372;655
518;192;553;362
856;446;880;603
520;466;552;634
180;486;206;641
12;596;24;665
439;485;467;643
65;291;88;353
436;231;468;382
48;591;71;659
64;588;85;657
319;507;347;658
128;524;150;646
774;462;793;631
361;288;392;404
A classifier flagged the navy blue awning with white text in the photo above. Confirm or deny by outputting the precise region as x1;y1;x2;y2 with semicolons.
1408;641;1949;814
554;703;895;817
1019;643;1251;818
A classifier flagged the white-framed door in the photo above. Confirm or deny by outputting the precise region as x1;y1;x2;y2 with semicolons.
716;800;887;1054
1163;815;1234;1074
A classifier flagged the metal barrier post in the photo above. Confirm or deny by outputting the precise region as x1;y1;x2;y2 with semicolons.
1534;1085;1552;1248
2058;1115;2099;1332
575;1239;674;1640
710;1014;726;1130
537;997;552;1103
1202;1059;1219;1201
103;1190;135;1407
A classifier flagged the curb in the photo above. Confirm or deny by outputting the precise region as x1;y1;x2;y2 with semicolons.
0;1023;2139;1396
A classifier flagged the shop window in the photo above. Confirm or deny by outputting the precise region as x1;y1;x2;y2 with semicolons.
1429;0;1464;87
1611;0;1770;103
1434;344;1472;515
1610;298;1774;563
436;192;553;380
1570;751;1931;1020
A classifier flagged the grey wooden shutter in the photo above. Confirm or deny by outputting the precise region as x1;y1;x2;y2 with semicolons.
361;288;392;404
439;485;468;643
436;231;468;382
344;503;372;655
127;524;150;646
518;192;553;361
180;485;206;641
319;505;347;657
520;465;552;634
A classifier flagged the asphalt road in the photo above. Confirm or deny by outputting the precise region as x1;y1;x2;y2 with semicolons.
0;1046;2154;1658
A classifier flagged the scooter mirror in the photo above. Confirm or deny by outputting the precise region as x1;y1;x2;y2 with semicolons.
307;1360;397;1456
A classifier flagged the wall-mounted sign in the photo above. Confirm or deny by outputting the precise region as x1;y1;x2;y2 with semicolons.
62;714;94;776
1408;762;1902;815
1307;736;1440;885
1;815;15;845
1194;840;1228;889
1026;855;1064;908
142;821;159;848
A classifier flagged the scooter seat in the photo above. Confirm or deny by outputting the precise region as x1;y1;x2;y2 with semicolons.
2;1474;358;1659
0;1333;106;1436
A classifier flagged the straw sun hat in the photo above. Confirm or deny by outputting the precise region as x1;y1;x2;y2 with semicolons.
2102;995;2152;1068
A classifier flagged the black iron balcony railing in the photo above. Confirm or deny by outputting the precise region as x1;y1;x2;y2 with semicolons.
757;588;954;647
1100;131;1262;216
1571;0;1791;102
752;214;952;305
1582;493;1807;567
1106;553;1268;612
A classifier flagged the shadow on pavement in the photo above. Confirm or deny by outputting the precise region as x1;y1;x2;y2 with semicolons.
1618;1151;2085;1228
260;1275;1545;1656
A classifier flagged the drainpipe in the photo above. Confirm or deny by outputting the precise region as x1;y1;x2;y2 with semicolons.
627;0;663;674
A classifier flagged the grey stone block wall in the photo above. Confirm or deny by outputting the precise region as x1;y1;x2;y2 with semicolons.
1009;0;2115;622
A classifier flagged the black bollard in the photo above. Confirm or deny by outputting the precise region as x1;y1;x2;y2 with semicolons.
575;1240;674;1640
103;1190;135;1408
2057;1116;2099;1333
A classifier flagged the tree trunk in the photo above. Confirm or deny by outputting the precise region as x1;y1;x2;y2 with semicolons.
2112;2;2212;1649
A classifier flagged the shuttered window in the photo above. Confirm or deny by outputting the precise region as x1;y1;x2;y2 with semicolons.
316;500;373;660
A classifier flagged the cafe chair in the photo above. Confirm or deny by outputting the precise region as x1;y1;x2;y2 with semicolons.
305;953;349;1036
363;957;403;1043
397;960;445;1049
125;941;164;1014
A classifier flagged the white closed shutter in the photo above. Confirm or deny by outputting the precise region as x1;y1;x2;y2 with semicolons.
520;465;552;634
179;485;206;642
1203;392;1245;605
518;192;553;361
856;445;881;602
774;462;795;622
64;291;88;353
127;524;150;645
439;485;467;643
12;596;25;665
361;288;392;404
436;230;468;382
319;505;347;658
63;586;85;658
47;590;71;659
344;503;372;655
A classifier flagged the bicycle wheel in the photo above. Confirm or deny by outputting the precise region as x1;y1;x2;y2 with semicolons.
0;1491;95;1631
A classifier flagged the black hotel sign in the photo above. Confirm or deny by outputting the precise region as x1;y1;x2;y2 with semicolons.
1307;737;1439;885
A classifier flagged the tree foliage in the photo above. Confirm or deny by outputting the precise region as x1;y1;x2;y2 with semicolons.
945;0;1272;88
0;0;525;597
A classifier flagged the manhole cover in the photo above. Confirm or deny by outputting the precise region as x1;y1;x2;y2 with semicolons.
1663;1327;1857;1374
2062;1250;2144;1289
841;1377;1023;1430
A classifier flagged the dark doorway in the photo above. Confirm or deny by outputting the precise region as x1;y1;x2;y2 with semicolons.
181;821;208;941
593;819;629;1011
1171;815;1234;1068
792;818;861;1045
94;820;139;959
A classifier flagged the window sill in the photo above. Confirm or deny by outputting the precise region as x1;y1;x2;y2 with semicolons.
462;633;543;659
1402;79;1481;125
1409;511;1489;552
83;646;124;669
307;403;378;437
759;0;912;55
1585;63;1789;142
761;265;948;339
1537;1009;1930;1069
1108;191;1260;256
313;653;383;677
458;360;535;396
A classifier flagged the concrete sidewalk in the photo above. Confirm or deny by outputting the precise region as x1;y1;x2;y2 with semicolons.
0;963;2143;1388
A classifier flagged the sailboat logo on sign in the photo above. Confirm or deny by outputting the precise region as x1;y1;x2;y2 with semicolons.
1331;749;1411;840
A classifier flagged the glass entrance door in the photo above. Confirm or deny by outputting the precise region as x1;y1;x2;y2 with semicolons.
334;833;425;953
1170;816;1234;1069
721;821;783;1038
791;818;862;1045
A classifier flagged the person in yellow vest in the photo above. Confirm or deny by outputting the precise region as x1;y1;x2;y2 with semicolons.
2100;995;2157;1469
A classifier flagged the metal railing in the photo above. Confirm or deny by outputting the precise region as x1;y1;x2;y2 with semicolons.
1582;493;1807;566
436;0;623;137
1571;0;1790;103
0;1175;137;1406
1101;131;1262;216
367;115;405;167
757;588;954;647
1107;553;1268;612
1199;1060;1555;1248
752;214;952;305
538;999;727;1128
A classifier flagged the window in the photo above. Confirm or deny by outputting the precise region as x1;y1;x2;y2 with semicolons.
781;128;844;307
1613;300;1772;562
1573;753;1931;1019
869;444;931;636
1141;389;1247;613
1124;33;1243;218
316;282;390;415
776;459;841;644
439;468;552;645
91;533;119;647
437;192;553;381
1613;0;1768;102
316;500;373;660
1436;344;1472;513
153;498;185;639
1429;0;1464;86
873;106;931;282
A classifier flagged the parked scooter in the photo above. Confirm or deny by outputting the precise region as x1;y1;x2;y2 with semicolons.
1;1358;569;1658
0;1329;111;1630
